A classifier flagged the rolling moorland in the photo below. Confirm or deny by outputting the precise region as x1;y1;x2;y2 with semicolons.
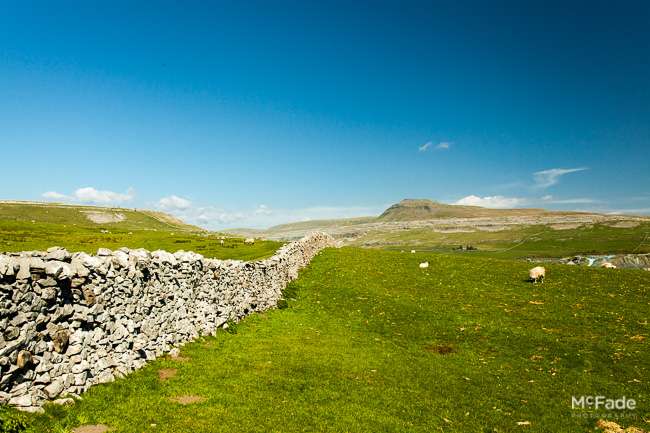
1;200;649;432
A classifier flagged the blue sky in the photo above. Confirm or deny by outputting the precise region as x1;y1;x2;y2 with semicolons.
1;1;648;228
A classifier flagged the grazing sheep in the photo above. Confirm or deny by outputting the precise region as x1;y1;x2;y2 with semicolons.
419;261;429;269
244;238;255;245
601;262;617;269
529;266;546;283
410;250;416;254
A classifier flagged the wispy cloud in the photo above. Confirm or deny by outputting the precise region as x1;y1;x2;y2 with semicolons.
454;195;527;208
254;204;272;215
605;208;650;215
540;195;598;205
158;195;192;210
419;141;451;152
42;187;135;204
42;191;67;200
533;167;588;188
454;194;600;209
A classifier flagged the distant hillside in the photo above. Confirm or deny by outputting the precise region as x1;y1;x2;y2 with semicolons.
268;216;375;231
228;198;583;239
0;201;283;259
225;217;375;241
225;198;647;247
0;201;203;232
378;199;555;221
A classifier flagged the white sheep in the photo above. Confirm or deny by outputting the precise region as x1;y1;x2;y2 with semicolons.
419;261;429;269
601;262;617;269
220;239;224;246
411;250;416;254
529;266;546;283
244;238;255;245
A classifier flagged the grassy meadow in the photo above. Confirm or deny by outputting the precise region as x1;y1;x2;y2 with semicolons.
11;248;650;433
0;203;281;260
360;222;650;259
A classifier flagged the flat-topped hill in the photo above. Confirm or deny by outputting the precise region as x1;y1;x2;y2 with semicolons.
378;198;564;221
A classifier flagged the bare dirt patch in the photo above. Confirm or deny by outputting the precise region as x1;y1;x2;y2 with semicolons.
72;425;110;433
158;368;177;381
82;211;126;224
425;344;455;355
169;395;206;405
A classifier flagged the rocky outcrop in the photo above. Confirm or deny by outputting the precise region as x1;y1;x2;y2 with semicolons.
0;232;334;411
611;254;650;269
559;253;650;269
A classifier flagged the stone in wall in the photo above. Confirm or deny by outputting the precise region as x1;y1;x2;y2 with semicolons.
0;232;334;411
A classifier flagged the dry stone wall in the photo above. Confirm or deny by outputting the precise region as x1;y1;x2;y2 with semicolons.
0;232;334;411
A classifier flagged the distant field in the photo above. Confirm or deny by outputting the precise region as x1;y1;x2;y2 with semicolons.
0;202;200;231
227;199;650;259
0;203;282;260
358;222;650;258
15;248;650;432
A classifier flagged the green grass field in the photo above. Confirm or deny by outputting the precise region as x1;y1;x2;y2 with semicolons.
0;202;200;231
11;248;649;433
361;222;650;259
0;203;282;260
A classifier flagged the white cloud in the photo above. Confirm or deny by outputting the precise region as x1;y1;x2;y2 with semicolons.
533;167;587;188
254;204;272;215
454;195;526;208
453;193;601;210
540;195;598;205
41;187;135;204
42;191;68;200
163;205;252;227
73;187;135;204
419;141;451;152
194;208;246;224
158;195;192;210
